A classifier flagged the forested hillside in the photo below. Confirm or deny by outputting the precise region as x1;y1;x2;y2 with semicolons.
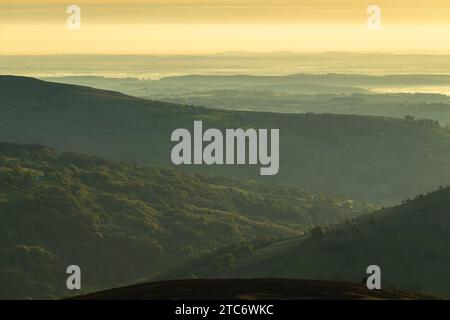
0;143;372;299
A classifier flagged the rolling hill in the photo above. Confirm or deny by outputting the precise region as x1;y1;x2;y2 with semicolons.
43;74;450;126
2;76;450;204
0;143;372;299
155;186;450;297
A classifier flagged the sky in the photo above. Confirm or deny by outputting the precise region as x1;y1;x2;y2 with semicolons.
1;0;450;54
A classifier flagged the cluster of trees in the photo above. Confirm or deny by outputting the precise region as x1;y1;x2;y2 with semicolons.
404;115;440;127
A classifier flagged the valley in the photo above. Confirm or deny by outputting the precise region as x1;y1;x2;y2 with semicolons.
0;142;373;299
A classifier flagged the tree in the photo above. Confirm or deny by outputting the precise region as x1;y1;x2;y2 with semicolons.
310;226;325;239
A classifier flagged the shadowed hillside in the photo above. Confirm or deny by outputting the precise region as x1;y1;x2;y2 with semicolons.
155;186;450;297
2;76;450;204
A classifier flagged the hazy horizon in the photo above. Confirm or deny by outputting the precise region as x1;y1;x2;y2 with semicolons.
2;52;450;81
2;0;450;54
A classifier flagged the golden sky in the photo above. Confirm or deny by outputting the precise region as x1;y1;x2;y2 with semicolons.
1;0;450;54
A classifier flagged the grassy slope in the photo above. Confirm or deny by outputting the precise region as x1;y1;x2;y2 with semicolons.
2;76;450;204
156;187;450;297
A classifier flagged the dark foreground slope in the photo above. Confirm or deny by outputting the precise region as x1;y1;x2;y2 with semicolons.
156;187;450;297
70;279;435;300
0;143;371;299
2;76;450;204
